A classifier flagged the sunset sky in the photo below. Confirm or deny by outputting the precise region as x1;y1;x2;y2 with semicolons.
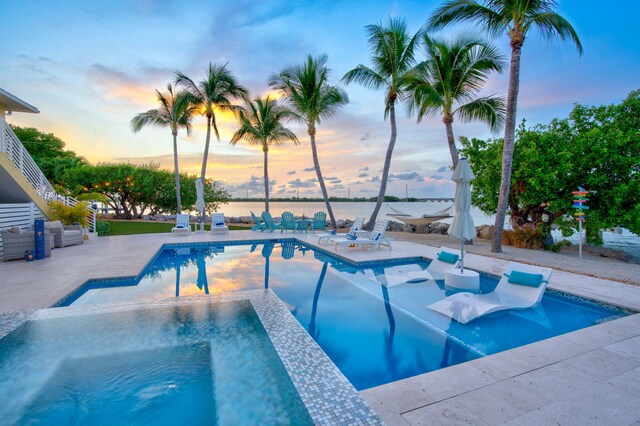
1;1;639;199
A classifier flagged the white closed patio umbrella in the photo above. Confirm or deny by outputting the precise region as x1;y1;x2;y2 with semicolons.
195;178;205;216
448;158;476;272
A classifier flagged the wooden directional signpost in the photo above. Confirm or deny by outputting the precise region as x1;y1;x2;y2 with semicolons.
572;186;589;259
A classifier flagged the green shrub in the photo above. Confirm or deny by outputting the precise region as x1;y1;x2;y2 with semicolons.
96;220;111;236
49;200;89;227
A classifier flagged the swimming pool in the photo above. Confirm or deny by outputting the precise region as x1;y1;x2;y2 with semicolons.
0;300;314;425
59;240;629;390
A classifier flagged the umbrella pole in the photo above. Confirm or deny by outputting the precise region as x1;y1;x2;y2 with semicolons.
460;239;464;273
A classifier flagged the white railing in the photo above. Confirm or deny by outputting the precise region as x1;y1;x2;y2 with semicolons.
1;120;96;232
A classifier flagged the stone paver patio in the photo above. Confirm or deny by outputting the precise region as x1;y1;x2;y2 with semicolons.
1;230;639;425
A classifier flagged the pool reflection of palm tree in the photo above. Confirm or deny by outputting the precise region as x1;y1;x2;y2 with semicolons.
376;269;399;377
196;255;209;295
262;242;276;289
308;261;328;339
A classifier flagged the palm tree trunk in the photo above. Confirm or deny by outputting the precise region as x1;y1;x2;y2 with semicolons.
443;117;459;169
365;100;397;230
491;43;523;253
263;148;270;212
309;129;337;230
172;132;182;214
200;115;212;220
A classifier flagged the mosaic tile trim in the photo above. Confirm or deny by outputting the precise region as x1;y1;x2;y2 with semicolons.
0;290;383;425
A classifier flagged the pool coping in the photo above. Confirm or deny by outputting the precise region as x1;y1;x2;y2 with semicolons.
0;289;382;425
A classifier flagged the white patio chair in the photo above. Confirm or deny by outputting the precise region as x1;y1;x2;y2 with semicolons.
171;214;191;235
210;213;229;234
332;220;392;251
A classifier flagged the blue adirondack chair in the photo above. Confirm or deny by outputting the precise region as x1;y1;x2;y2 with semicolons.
250;211;266;231
280;211;296;233
281;241;296;259
261;211;283;232
312;212;327;232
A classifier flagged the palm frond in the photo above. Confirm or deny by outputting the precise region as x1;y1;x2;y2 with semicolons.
427;0;507;36
454;95;506;132
525;12;583;54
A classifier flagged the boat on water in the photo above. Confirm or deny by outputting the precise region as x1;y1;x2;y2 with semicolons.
387;205;453;226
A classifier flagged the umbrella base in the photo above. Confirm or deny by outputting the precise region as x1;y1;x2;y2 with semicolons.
444;268;480;292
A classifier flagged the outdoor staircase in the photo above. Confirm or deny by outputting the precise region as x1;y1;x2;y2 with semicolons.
0;118;96;232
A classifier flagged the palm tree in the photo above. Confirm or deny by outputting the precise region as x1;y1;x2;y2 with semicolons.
230;96;299;212
175;63;247;218
130;84;194;214
428;0;582;252
269;55;348;230
409;33;506;169
342;17;423;230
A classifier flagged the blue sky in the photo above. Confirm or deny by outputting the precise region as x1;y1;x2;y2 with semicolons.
1;0;638;198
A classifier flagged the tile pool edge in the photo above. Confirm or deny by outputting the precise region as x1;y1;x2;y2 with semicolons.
0;290;382;426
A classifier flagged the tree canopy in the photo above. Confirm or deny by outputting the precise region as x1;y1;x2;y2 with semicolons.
63;163;230;219
10;125;87;185
461;90;640;243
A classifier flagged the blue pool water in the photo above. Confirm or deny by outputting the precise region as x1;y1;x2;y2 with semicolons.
60;240;628;390
0;301;312;425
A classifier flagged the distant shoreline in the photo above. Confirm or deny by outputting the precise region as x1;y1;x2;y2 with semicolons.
228;198;453;203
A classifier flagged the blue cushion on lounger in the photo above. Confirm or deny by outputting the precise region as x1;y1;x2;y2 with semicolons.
369;231;381;241
175;224;185;229
215;222;224;226
506;270;544;287
346;233;357;240
437;251;459;264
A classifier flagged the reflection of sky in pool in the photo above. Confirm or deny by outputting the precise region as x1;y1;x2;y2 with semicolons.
66;241;628;390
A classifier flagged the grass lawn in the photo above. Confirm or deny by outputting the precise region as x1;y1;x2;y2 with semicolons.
106;220;249;236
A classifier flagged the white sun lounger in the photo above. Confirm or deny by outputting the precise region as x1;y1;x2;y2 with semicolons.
427;262;553;324
318;217;365;244
332;220;392;251
171;214;191;235
210;213;229;234
425;247;462;280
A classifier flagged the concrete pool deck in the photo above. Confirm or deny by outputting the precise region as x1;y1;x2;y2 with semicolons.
1;230;639;424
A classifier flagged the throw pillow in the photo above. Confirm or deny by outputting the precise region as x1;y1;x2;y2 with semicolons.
437;251;460;264
506;270;544;287
44;220;63;229
8;226;22;234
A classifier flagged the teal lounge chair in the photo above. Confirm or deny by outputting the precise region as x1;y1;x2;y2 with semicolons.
312;212;327;232
262;211;283;232
280;211;296;233
250;211;266;231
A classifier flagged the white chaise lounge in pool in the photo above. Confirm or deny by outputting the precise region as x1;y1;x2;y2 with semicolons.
427;262;553;324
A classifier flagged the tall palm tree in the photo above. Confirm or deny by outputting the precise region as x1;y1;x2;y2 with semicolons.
175;63;247;218
230;96;299;212
409;33;506;169
269;54;348;230
428;0;582;252
130;84;194;214
342;17;423;230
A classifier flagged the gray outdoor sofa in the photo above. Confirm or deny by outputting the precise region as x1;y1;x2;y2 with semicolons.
1;229;53;262
43;220;84;248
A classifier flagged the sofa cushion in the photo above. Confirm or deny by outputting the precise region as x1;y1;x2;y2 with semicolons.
44;220;64;230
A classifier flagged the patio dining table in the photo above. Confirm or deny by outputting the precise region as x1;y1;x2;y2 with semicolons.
295;218;312;233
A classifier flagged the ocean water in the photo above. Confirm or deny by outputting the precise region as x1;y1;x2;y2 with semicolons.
222;201;640;260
